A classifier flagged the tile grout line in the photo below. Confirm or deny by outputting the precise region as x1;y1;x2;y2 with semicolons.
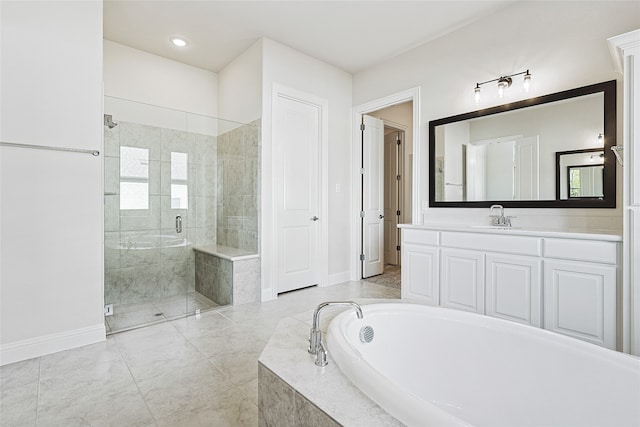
113;337;160;426
34;357;42;426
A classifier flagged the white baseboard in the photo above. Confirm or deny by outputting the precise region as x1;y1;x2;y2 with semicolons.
261;287;276;302
327;271;350;286
0;323;106;366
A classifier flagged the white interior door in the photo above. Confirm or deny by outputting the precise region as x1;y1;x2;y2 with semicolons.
362;115;384;278
384;131;400;265
275;94;321;293
514;136;539;200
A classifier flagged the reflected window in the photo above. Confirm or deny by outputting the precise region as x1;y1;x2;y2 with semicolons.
171;152;188;209
120;146;149;210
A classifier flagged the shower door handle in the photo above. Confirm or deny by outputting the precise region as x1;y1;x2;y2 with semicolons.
176;215;182;234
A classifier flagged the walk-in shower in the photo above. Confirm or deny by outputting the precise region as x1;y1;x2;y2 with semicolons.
103;96;260;333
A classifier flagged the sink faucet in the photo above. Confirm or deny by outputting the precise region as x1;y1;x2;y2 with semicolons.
308;301;363;367
489;204;514;227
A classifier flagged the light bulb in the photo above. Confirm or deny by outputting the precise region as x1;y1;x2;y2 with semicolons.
474;85;481;104
170;37;188;47
523;71;531;92
498;81;506;98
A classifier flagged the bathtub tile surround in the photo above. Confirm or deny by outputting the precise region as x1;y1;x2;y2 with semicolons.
217;119;261;253
258;310;404;427
0;282;398;426
258;364;341;427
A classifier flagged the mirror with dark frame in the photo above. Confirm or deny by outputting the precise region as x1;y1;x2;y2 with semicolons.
556;148;605;200
429;80;616;208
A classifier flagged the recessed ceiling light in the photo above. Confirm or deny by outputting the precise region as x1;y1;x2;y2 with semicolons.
170;37;188;47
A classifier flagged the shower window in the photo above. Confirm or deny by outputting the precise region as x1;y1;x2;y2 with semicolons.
120;146;149;210
171;151;188;209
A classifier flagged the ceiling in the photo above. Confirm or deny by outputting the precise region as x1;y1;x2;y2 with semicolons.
103;1;515;74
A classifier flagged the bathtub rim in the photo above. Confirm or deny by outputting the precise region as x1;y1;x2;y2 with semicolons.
326;302;640;427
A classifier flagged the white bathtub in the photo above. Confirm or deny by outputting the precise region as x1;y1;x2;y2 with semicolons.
326;303;640;427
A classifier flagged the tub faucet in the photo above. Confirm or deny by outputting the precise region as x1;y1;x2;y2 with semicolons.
489;204;514;227
308;301;363;367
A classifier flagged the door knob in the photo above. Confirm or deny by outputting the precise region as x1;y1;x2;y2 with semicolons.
379;214;385;219
311;216;319;221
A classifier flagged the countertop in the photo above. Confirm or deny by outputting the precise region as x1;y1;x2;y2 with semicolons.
398;223;622;242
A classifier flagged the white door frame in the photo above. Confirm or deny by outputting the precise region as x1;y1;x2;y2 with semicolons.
267;83;329;300
350;87;421;281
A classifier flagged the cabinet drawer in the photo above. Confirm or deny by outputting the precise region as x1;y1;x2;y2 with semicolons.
403;229;439;246
440;231;541;256
544;238;618;264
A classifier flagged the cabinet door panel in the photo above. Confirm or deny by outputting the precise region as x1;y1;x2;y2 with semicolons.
544;260;616;349
401;243;439;305
486;254;542;327
440;249;484;313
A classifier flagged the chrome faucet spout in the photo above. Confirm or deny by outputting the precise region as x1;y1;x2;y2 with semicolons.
308;301;363;367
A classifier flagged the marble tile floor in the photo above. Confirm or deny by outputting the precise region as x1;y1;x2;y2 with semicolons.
1;281;400;427
105;291;220;334
361;264;401;290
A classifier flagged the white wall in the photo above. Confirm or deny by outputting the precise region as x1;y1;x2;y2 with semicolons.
218;40;263;124
0;1;104;365
103;40;217;118
260;38;353;297
353;1;640;231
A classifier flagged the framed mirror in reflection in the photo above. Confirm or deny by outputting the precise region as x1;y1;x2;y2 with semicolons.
556;148;604;200
429;80;616;208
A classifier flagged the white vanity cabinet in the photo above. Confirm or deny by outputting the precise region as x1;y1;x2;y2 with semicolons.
400;225;620;349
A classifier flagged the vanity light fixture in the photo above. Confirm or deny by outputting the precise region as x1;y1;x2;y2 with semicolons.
474;69;532;104
170;37;188;47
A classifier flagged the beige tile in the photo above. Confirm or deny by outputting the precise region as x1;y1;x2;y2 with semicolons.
156;387;257;427
37;383;153;427
136;362;234;420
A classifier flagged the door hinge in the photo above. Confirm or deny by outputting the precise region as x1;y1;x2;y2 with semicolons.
359;254;365;261
359;211;365;218
396;175;401;181
360;123;365;131
396;139;401;146
396;210;401;216
360;167;365;175
396;245;401;251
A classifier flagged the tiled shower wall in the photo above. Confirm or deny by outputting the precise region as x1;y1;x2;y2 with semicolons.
103;122;218;306
216;119;261;253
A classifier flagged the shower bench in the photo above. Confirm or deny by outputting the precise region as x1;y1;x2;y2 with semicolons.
193;245;260;306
